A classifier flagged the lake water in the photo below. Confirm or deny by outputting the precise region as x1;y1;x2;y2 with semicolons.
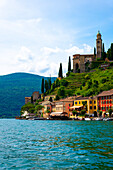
0;119;113;169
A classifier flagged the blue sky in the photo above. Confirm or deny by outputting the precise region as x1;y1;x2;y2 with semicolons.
0;0;113;76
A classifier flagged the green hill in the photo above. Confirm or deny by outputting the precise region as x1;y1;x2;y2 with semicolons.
0;73;56;118
49;68;113;98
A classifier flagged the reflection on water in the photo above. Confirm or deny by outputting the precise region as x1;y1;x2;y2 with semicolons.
0;119;113;169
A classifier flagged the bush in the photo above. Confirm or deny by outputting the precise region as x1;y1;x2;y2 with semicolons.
72;110;78;116
101;78;106;83
54;95;60;101
108;108;112;117
60;79;68;87
80;110;86;116
99;111;102;117
85;75;90;80
57;86;65;98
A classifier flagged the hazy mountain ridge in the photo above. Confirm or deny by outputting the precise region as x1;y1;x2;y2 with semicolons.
0;72;56;118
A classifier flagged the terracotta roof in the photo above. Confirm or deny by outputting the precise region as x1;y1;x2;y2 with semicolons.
75;96;97;100
25;97;31;99
73;54;94;57
97;89;113;97
54;96;79;102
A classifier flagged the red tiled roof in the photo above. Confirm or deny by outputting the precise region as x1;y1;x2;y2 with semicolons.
97;89;113;97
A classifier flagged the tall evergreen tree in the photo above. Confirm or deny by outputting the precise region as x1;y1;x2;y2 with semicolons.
94;47;96;57
31;96;33;104
60;63;63;78
68;56;71;72
111;43;113;60
58;63;63;78
48;76;51;89
41;78;44;93
102;43;106;60
45;80;49;92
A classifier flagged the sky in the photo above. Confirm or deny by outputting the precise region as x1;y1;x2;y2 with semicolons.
0;0;113;77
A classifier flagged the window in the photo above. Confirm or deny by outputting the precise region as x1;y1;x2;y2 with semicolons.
90;106;92;110
90;101;92;104
94;106;96;110
94;101;96;104
69;104;70;106
79;101;80;104
75;102;77;105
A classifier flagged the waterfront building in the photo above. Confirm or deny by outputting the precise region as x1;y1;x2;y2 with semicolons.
54;96;77;117
73;96;97;115
73;31;102;73
97;89;113;114
25;97;31;104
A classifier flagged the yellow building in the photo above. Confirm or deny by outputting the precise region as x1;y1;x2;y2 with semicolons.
73;96;97;115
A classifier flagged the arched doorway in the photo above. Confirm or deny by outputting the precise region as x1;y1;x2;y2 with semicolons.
76;63;79;72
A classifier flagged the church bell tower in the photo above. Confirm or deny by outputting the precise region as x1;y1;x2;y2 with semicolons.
96;31;102;59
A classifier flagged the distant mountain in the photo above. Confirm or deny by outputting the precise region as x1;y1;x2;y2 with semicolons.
0;73;56;118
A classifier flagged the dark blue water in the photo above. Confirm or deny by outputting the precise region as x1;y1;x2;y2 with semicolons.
0;119;113;169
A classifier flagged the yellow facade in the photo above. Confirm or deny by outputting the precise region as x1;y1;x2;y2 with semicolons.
74;97;97;115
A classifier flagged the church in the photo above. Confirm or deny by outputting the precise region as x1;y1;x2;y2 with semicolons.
73;31;102;73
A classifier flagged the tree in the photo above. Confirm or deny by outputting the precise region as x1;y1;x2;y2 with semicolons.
55;79;60;87
57;86;65;98
54;94;60;101
94;47;96;57
111;43;113;60
49;97;53;102
80;110;86;116
41;78;44;93
99;110;102;117
108;108;112;117
45;80;49;92
48;77;51;89
68;56;71;72
58;63;63;78
31;96;33;104
60;79;68;87
107;43;113;60
72;110;77;116
21;103;35;113
35;105;44;111
102;43;106;60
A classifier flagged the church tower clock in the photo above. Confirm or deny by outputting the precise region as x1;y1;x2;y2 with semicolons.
96;31;102;59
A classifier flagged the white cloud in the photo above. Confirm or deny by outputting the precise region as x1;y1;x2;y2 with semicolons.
16;46;34;62
65;46;84;55
83;44;93;53
41;47;63;55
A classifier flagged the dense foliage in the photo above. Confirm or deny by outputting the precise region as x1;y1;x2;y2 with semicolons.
0;73;56;118
48;67;113;98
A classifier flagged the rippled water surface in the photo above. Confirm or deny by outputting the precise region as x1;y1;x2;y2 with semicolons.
0;119;113;169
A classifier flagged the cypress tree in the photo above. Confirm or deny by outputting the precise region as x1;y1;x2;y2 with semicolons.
60;63;63;78
41;78;44;93
68;56;71;72
45;80;49;92
111;43;113;60
102;43;106;60
94;47;96;57
58;63;63;78
48;77;51;89
31;96;33;104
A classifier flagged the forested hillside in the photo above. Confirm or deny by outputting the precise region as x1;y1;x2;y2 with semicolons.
0;73;56;118
48;68;113;98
